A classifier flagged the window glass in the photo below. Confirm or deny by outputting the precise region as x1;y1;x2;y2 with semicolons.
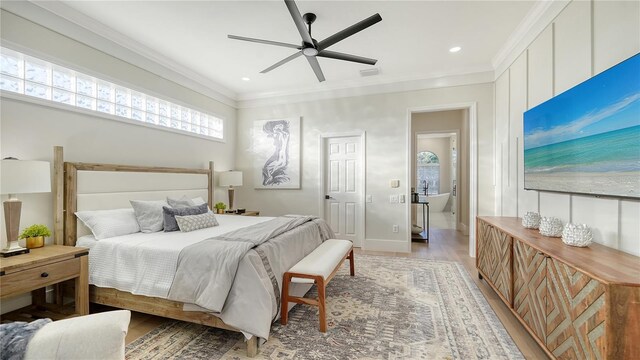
416;151;440;195
0;46;224;140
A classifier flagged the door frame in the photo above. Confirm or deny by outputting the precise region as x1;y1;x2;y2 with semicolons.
318;131;366;247
414;129;461;231
406;103;478;257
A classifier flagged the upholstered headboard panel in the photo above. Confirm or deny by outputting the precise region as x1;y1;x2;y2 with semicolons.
75;171;209;237
53;146;214;245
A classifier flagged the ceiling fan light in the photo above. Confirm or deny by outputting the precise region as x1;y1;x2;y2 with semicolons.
302;47;319;56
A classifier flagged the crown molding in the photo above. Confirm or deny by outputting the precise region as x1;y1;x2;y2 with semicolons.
237;69;495;109
2;0;237;108
492;0;571;79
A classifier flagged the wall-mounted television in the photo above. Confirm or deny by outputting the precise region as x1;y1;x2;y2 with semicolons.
524;53;640;199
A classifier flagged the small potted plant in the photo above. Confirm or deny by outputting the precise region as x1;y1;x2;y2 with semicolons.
19;224;52;249
214;202;227;214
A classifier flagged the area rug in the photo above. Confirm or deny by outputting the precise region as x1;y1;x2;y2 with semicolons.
126;255;523;359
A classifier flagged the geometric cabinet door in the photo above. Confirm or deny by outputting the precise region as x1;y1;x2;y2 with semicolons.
546;257;607;359
513;240;547;343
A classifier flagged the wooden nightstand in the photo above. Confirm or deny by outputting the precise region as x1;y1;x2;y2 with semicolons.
225;210;260;216
0;245;89;316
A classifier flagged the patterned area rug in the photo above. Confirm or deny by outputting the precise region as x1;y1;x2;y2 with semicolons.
126;255;523;359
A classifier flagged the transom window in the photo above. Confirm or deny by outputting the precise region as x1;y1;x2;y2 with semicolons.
417;151;440;195
0;47;223;140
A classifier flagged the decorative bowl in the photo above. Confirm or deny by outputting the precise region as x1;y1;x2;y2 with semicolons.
562;223;593;247
539;217;563;237
522;212;541;229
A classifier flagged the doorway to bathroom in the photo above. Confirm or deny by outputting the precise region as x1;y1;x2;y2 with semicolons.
415;132;458;231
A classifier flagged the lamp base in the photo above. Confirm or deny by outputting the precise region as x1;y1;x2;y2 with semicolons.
1;241;29;257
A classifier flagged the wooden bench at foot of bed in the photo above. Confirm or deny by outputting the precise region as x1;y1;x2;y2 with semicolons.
280;239;355;332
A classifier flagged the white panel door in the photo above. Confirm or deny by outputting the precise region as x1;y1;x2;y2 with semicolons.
324;136;362;246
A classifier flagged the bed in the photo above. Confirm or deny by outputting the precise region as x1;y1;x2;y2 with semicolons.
52;146;331;357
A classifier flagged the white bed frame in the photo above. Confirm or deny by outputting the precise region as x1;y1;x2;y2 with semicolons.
52;146;259;357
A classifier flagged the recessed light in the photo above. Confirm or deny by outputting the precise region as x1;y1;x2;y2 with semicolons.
449;46;461;53
241;77;251;81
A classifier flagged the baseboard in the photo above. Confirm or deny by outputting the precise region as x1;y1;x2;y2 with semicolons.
364;238;410;253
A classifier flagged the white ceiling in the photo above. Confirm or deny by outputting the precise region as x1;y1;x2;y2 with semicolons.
54;0;536;100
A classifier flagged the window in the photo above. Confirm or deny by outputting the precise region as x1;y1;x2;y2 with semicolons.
0;47;224;140
417;151;440;195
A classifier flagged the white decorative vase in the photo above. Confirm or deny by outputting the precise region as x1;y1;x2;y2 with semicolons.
522;212;541;229
539;217;563;237
562;223;593;247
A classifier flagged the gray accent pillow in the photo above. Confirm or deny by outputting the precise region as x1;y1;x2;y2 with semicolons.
167;196;196;209
130;200;168;233
163;203;209;232
175;212;219;232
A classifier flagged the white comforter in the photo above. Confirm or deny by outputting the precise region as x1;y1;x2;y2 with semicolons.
76;214;321;339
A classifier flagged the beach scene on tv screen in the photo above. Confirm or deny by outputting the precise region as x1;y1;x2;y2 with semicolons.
524;53;640;198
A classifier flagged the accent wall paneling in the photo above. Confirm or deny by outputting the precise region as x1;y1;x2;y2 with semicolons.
527;25;554;109
494;71;509;216
507;53;525;218
553;0;592;94
593;0;640;74
493;0;640;256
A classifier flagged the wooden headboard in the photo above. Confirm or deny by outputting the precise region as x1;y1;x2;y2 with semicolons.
53;146;214;246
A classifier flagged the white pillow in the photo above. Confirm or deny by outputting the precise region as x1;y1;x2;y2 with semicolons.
130;200;167;233
191;197;206;206
166;196;207;208
75;209;140;240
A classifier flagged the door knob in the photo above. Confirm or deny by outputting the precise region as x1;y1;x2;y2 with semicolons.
325;195;333;199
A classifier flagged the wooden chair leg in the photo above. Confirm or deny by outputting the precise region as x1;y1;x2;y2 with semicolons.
281;273;291;325
348;248;355;276
316;276;327;332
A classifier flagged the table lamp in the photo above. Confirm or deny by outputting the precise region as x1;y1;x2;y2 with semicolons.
1;158;51;257
219;171;243;210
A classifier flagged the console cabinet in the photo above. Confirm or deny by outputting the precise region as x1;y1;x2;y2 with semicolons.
477;216;640;360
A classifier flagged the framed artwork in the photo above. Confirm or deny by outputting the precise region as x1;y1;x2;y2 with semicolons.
253;117;301;189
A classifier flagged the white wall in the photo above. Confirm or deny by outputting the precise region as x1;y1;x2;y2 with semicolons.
0;10;237;312
236;83;493;252
494;0;640;256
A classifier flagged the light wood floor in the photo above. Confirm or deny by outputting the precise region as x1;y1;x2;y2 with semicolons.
123;228;548;359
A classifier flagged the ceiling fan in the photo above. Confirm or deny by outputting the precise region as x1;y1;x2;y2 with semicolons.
228;0;382;82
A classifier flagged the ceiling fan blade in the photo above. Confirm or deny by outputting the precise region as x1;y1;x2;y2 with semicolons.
306;56;325;82
284;0;314;45
317;13;382;51
317;50;377;65
260;52;303;73
228;35;301;49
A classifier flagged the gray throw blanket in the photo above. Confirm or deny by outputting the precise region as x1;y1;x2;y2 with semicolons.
167;215;328;313
0;319;51;360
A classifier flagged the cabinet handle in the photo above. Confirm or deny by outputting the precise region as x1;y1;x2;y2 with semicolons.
41;272;49;278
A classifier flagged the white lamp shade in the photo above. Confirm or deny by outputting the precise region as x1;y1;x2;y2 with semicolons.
1;159;51;195
219;171;243;187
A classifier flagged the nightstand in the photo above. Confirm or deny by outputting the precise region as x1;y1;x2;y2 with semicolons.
0;245;89;316
225;210;260;216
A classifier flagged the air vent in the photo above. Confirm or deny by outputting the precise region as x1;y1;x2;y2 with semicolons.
360;68;380;77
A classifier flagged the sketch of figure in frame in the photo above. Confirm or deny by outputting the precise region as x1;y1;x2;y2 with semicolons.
253;117;300;189
261;119;290;186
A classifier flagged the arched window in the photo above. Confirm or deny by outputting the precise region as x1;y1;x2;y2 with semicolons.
416;151;439;195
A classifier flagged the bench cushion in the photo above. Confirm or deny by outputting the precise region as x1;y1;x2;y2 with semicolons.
289;239;352;283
